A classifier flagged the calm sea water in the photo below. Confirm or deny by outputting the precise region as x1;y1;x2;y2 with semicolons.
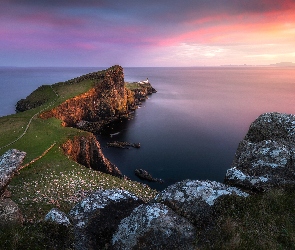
1;67;295;190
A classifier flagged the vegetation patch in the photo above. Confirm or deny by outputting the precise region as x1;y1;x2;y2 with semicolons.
125;81;149;91
199;187;295;249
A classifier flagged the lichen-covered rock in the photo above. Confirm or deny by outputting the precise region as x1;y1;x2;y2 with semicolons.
111;203;196;250
244;112;295;145
0;198;23;225
225;112;295;191
225;140;295;190
45;208;71;226
154;180;248;226
69;189;144;250
0;149;26;194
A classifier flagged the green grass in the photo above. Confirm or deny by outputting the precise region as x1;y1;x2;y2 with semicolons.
199;187;295;249
0;222;74;250
125;81;148;91
0;76;157;223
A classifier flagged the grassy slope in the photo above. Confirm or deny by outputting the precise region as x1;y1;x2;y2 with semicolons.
0;78;157;224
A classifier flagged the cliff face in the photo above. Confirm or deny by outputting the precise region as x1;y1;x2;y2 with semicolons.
24;66;155;177
40;65;135;130
62;134;122;178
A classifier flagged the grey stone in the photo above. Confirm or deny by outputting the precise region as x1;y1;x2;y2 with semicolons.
0;198;23;225
45;208;71;226
154;179;248;226
0;149;26;194
112;203;196;250
225;112;295;191
245;112;295;145
69;189;144;250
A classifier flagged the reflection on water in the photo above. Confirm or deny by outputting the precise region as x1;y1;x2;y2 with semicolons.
99;67;295;190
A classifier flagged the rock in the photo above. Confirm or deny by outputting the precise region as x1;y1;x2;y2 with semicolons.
45;208;71;226
0;149;26;195
0;198;23;225
154;179;248;226
225;112;295;191
62;135;123;178
111;203;196;250
40;66;136;129
69;189;144;250
107;141;140;149
244;112;295;145
134;169;164;183
225;140;295;191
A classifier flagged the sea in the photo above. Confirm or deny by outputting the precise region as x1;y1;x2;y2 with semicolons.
1;66;295;190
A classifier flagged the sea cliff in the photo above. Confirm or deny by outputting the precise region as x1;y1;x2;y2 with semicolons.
14;65;156;178
39;65;135;132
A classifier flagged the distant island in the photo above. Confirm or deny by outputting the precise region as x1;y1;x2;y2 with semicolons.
221;62;295;67
269;62;295;67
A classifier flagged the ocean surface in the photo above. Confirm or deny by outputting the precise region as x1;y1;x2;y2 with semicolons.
1;66;295;190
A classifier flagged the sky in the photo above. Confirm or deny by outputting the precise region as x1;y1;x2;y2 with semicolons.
1;0;295;67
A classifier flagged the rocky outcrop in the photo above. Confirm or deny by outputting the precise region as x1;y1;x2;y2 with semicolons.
111;203;196;250
131;82;157;105
225;112;295;191
0;149;26;195
154;179;248;226
45;208;71;226
62;134;123;178
40;66;136;133
134;168;164;183
69;189;144;250
107;141;140;149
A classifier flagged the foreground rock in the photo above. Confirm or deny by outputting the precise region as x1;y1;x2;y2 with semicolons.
112;203;196;250
154;179;248;226
225;112;295;191
134;168;164;183
45;208;71;226
0;149;26;195
0;198;23;225
69;189;144;250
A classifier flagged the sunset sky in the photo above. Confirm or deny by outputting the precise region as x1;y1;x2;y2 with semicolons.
1;0;295;67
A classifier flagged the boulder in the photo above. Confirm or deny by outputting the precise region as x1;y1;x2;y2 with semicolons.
0;149;26;195
45;208;71;226
244;112;295;145
69;189;144;250
154;179;248;226
225;112;295;191
134;168;164;183
111;203;196;250
0;198;23;225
